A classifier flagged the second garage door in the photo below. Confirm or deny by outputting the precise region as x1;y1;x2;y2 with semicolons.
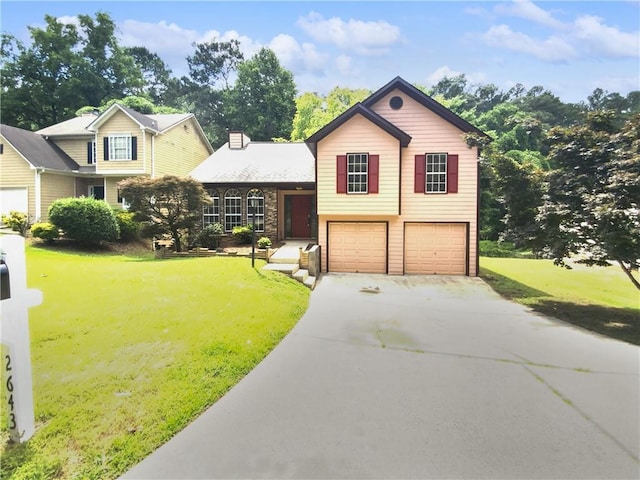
405;223;467;275
328;222;387;273
0;187;28;219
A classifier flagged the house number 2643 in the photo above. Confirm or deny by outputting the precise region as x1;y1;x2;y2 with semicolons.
4;354;17;431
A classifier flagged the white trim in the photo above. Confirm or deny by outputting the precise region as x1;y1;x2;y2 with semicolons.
34;170;42;221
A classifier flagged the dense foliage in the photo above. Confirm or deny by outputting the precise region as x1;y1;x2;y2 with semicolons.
48;197;120;244
118;175;210;252
1;211;30;236
30;222;59;243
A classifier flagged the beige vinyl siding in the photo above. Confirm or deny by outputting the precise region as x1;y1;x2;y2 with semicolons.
316;114;400;216
105;176;130;207
40;173;76;222
96;111;146;173
53;137;94;165
371;90;479;276
153;118;211;177
0;138;36;219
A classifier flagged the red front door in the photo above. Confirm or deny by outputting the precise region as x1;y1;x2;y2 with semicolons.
291;195;312;238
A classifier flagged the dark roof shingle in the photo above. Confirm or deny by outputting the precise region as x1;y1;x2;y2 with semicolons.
1;124;80;171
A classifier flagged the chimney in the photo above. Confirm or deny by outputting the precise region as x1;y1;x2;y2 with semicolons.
228;131;250;149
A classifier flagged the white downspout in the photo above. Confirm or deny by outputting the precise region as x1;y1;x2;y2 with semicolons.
151;132;157;178
34;168;43;222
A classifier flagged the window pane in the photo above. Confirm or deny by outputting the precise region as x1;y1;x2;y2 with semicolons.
425;153;447;193
347;153;368;194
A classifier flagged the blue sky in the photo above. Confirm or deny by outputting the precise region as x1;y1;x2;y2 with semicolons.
2;1;638;103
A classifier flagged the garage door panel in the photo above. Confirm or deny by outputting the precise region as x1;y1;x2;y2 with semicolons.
405;223;467;275
0;188;28;218
328;222;387;274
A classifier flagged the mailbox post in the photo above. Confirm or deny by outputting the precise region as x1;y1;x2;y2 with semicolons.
1;235;42;443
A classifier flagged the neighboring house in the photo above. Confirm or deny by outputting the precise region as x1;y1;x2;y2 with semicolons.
0;104;213;222
190;131;316;242
306;76;487;276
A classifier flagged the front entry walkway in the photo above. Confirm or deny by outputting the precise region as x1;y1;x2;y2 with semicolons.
122;274;639;479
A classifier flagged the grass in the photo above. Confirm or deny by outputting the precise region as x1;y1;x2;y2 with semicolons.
480;257;640;345
1;244;310;479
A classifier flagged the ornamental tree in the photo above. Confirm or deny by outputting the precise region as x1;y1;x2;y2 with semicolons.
117;175;210;252
538;111;640;290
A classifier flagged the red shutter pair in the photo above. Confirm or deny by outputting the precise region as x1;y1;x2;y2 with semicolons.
414;154;458;193
336;155;379;194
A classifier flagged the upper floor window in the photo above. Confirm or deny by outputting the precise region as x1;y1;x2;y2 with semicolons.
203;189;220;226
104;135;137;161
247;189;265;232
414;153;458;194
347;153;368;194
224;188;242;232
337;154;379;195
87;141;96;164
426;153;448;193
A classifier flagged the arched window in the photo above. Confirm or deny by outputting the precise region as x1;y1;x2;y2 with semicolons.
224;188;242;232
247;189;265;233
203;189;220;226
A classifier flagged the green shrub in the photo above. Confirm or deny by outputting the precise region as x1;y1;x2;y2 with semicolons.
197;223;224;249
257;237;272;249
48;197;119;244
114;210;140;242
1;211;30;236
479;240;536;258
30;223;59;243
232;225;253;244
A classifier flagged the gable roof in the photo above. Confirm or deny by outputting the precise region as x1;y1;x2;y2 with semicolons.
306;103;412;146
1;124;80;172
191;142;314;184
362;76;487;136
87;103;160;132
37;115;97;137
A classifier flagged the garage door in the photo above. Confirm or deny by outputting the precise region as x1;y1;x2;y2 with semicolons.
0;188;28;219
328;222;387;273
405;223;467;275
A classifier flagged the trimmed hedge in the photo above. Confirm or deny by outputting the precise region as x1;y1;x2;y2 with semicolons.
49;197;119;244
31;223;59;243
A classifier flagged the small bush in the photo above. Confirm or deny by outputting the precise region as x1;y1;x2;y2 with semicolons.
232;225;253;244
1;211;30;236
30;223;59;243
257;237;272;249
197;223;224;249
114;210;140;242
480;240;536;258
49;197;119;244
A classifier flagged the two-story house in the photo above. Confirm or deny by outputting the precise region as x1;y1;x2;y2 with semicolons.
0;104;213;222
306;77;487;276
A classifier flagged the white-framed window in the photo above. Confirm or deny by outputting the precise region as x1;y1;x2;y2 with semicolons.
247;189;265;233
426;153;447;193
224;188;242;232
109;135;132;161
347;153;368;194
117;189;130;210
203;189;220;226
88;141;96;164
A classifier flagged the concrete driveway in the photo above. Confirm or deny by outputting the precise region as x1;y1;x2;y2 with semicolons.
123;274;639;479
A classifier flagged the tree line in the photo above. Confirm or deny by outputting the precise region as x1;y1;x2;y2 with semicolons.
1;12;638;288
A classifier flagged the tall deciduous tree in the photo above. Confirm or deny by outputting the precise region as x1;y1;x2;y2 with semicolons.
125;46;173;103
230;47;296;141
539;111;640;290
118;176;210;252
1;12;143;129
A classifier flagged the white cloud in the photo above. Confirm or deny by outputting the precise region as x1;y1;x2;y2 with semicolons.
334;55;355;77
269;34;327;74
297;12;401;55
573;15;639;58
482;24;576;62
495;0;565;29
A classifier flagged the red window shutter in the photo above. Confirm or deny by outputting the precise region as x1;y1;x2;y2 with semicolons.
336;155;347;193
447;154;459;193
414;155;426;193
368;154;379;194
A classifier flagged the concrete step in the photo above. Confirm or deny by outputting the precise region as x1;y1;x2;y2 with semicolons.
269;246;301;264
292;269;309;283
303;275;317;290
262;263;299;275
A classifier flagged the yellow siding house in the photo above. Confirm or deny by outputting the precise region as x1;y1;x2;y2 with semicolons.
1;104;212;222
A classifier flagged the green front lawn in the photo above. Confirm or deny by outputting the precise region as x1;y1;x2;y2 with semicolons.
1;246;310;479
480;257;640;345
